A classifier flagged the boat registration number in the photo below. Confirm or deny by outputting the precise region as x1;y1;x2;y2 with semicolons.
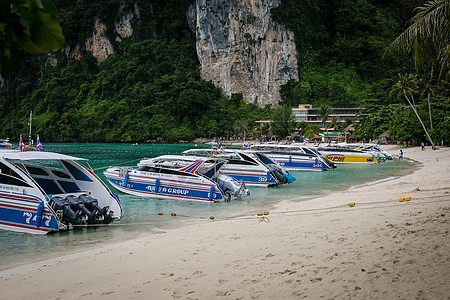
23;212;52;227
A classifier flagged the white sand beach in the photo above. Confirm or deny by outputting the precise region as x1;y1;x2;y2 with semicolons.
0;145;449;299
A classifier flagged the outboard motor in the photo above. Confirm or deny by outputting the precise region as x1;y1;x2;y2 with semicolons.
78;194;114;224
215;174;250;201
66;195;99;224
49;196;85;227
267;165;296;185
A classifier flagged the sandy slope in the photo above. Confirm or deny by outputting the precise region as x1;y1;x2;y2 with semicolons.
0;145;448;299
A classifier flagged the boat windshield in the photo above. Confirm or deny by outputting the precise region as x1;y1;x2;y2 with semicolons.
253;152;277;166
199;161;226;179
303;147;318;156
238;152;257;164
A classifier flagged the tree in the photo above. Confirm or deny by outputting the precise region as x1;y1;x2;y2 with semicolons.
420;80;436;129
296;121;308;134
318;105;332;141
233;121;248;140
271;105;296;140
388;0;450;82
0;0;65;72
389;73;436;149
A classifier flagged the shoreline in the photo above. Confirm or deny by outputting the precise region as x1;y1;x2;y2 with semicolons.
0;145;448;299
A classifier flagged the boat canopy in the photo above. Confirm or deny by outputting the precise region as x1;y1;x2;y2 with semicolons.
0;150;87;161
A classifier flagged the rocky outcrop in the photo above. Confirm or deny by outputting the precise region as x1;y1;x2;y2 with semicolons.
59;5;138;64
85;19;114;64
187;0;298;107
115;4;136;42
115;14;134;42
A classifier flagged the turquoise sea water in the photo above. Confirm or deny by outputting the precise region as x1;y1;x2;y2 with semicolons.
0;143;418;270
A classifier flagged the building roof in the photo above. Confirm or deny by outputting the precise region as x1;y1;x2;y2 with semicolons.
319;132;342;137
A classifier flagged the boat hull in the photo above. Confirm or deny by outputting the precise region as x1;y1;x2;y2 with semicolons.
219;167;276;186
322;153;379;164
0;192;59;234
105;170;223;202
265;155;330;171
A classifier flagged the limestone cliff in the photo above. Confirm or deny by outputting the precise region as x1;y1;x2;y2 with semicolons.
56;5;138;65
187;0;298;107
53;1;297;107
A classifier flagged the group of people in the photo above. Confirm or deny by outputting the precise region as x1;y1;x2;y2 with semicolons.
400;142;427;160
399;140;445;160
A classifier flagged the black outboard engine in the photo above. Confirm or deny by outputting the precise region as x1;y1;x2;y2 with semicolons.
267;165;287;184
66;195;99;224
49;196;85;227
78;194;114;224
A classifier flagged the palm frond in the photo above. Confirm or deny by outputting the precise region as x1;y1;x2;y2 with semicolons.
387;0;449;81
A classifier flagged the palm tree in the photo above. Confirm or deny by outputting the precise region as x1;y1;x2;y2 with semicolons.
318;105;332;142
388;0;450;82
420;80;436;129
390;73;436;149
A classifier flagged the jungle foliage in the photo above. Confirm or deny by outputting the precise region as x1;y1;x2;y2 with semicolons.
272;0;449;145
0;0;271;142
0;0;448;144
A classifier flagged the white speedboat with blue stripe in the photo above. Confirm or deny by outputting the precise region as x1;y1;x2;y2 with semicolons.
176;149;295;186
104;159;249;202
249;144;335;171
0;150;123;234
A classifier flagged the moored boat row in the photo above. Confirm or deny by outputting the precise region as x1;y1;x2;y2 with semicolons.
0;141;393;235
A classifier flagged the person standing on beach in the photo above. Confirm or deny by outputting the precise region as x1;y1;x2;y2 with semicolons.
399;149;403;160
421;142;425;151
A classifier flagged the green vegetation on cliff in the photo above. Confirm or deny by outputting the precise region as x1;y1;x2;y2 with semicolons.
1;0;271;142
0;0;448;144
272;0;449;145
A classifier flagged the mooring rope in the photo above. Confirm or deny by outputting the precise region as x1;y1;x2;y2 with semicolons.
69;194;450;229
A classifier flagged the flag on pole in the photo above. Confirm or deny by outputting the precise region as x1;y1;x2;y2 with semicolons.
219;146;225;153
212;146;218;152
36;135;43;151
304;138;309;143
19;135;25;151
243;143;250;150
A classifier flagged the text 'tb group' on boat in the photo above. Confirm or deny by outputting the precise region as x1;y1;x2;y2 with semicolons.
104;158;250;202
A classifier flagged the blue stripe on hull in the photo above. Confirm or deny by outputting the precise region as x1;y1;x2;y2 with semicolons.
220;173;276;186
107;177;222;202
274;160;328;171
0;195;59;234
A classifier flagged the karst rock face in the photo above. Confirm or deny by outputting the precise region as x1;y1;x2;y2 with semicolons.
55;1;297;107
187;0;298;107
60;4;138;65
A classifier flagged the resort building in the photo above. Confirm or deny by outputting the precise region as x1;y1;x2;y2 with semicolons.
292;104;364;130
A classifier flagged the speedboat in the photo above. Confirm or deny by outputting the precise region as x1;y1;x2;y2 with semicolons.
339;143;393;160
104;159;249;202
0;139;12;149
315;144;383;163
0;150;123;234
141;150;296;187
249;144;335;171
